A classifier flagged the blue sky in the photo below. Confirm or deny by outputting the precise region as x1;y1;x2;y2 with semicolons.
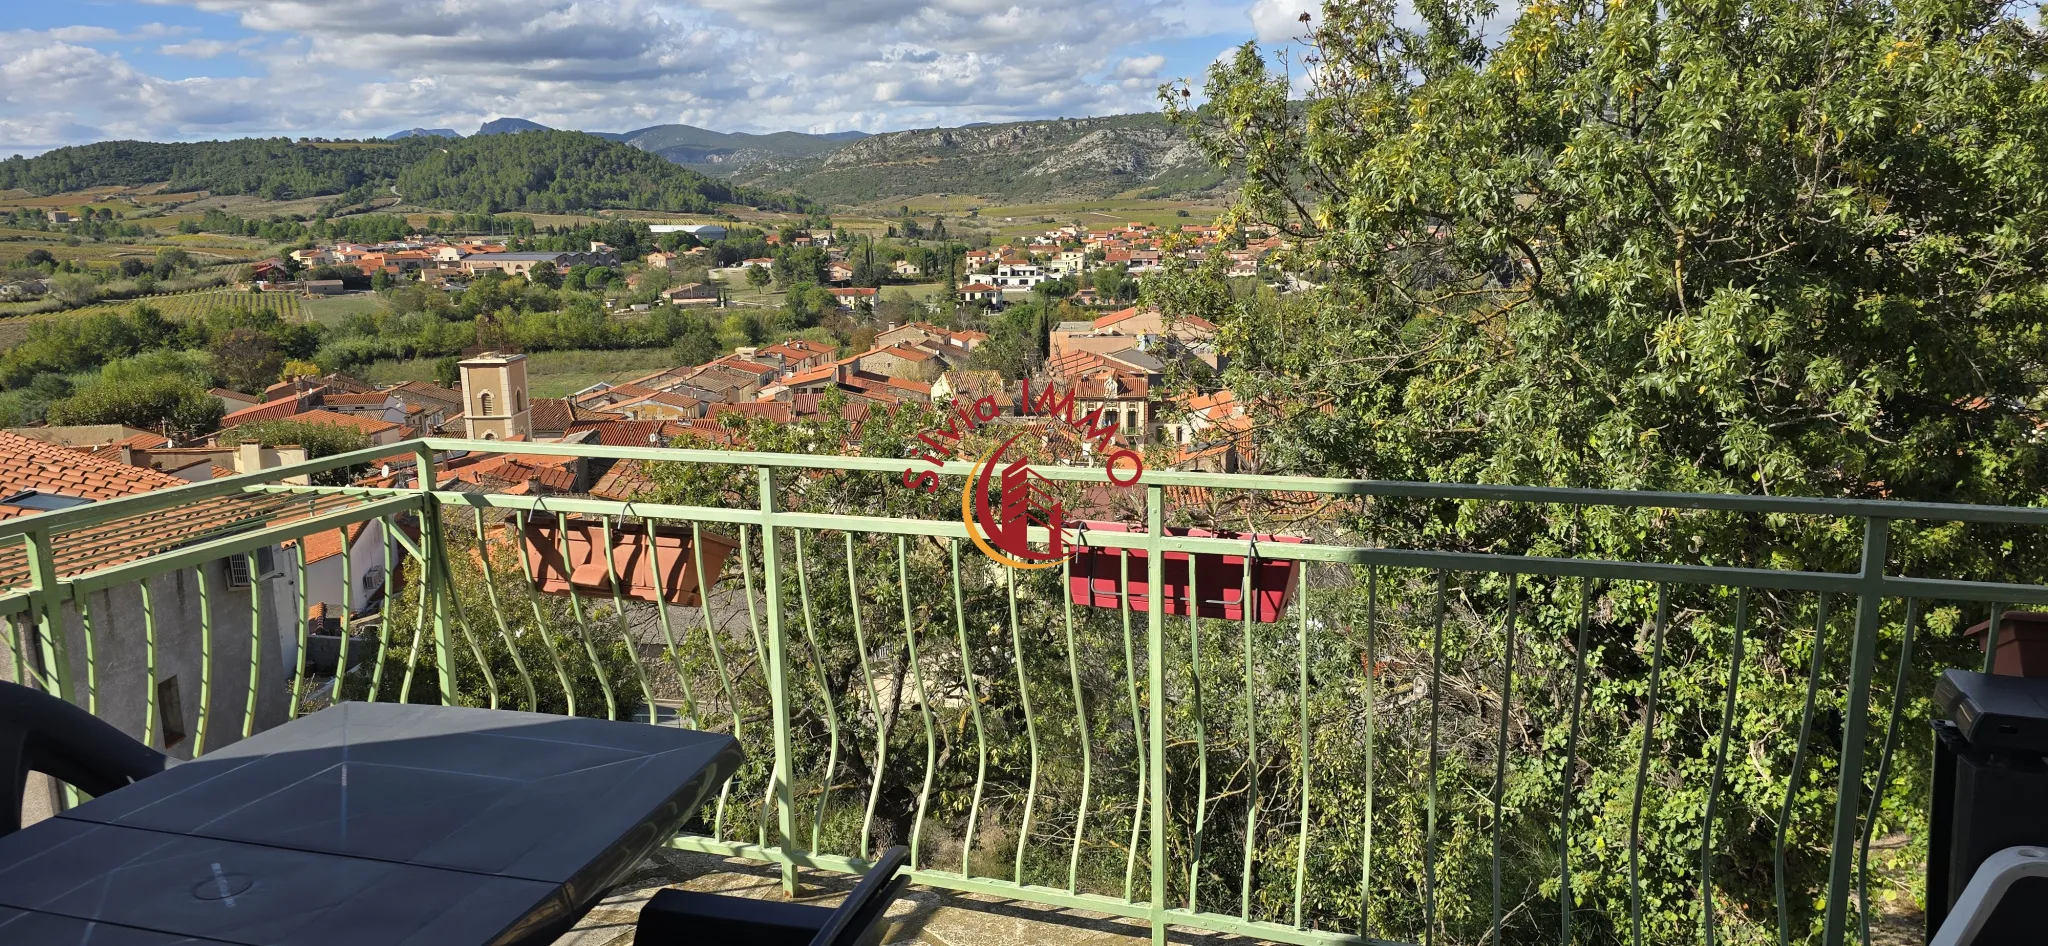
0;0;1318;154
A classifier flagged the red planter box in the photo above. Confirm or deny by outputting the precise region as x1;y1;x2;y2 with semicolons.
1964;611;2048;678
1066;521;1304;623
522;514;737;607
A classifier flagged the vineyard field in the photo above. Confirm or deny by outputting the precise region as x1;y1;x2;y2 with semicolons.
54;287;305;323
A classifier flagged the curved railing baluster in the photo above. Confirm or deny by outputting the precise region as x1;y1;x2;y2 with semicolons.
1860;598;1919;946
1629;584;1672;946
792;531;842;853
1489;575;1520;942
472;515;536;711
899;536;938;869
1702;587;1748;945
600;515;657;719
954;539;989;879
849;533;890;861
511;510;578;716
1065;552;1095;895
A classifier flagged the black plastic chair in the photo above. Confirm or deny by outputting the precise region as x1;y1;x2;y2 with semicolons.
0;680;170;839
634;845;911;946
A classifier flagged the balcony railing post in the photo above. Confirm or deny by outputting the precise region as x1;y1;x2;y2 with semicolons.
1822;517;1890;946
1145;483;1168;946
414;442;455;705
758;466;800;896
23;527;70;703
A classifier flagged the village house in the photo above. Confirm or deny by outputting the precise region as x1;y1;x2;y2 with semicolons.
828;287;878;309
661;282;720;306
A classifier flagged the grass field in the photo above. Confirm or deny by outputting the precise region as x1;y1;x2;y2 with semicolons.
360;348;682;399
304;293;385;326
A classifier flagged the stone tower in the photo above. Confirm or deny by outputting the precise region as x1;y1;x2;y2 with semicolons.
458;352;531;441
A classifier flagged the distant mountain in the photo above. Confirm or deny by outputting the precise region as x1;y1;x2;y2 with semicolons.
474;117;552;136
386;128;461;140
601;124;868;174
728;113;1225;205
0;131;808;213
393;130;809;213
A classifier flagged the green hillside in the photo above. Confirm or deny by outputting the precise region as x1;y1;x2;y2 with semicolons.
0;138;437;201
0;132;809;213
391;130;805;213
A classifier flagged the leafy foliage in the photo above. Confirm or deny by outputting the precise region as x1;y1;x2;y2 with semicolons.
0;132;808;214
0;138;436;199
392;131;809;214
218;419;370;460
1141;0;2048;940
46;373;221;437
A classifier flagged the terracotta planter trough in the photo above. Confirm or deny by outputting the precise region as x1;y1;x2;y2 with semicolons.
1066;521;1305;623
521;513;738;607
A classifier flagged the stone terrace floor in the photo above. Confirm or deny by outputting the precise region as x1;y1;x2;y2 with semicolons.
555;849;1261;946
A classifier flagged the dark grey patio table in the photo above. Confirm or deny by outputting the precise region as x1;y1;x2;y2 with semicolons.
0;701;742;946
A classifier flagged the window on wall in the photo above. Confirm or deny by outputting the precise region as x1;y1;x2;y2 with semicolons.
479;391;494;416
482;431;496;440
515;390;524;412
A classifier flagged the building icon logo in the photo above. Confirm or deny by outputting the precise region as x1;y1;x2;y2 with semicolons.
901;380;1144;568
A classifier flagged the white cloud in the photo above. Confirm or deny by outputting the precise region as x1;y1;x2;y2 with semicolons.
160;38;254;59
0;32;273;145
1248;0;1319;44
47;26;124;42
1114;54;1167;79
43;23;190;43
6;1;1259;146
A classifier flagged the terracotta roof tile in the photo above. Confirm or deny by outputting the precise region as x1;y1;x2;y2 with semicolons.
530;398;622;433
278;409;404;437
0;430;186;503
221;398;306;426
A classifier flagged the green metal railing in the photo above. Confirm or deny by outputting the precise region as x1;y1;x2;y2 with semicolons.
3;437;2045;946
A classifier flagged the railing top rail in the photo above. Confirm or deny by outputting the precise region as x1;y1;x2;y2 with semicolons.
0;439;409;543
407;437;2048;525
5;437;2045;545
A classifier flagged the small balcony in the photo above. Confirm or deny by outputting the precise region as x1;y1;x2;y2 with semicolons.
2;438;2042;945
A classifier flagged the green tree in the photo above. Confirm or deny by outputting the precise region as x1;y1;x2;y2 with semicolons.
669;316;721;367
1165;0;2048;505
745;265;771;291
48;374;222;438
210;326;285;394
219;418;370;460
47;272;98;307
1155;0;2048;939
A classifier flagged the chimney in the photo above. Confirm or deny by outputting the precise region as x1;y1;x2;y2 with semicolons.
277;446;312;487
736;347;758;357
235;442;264;475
